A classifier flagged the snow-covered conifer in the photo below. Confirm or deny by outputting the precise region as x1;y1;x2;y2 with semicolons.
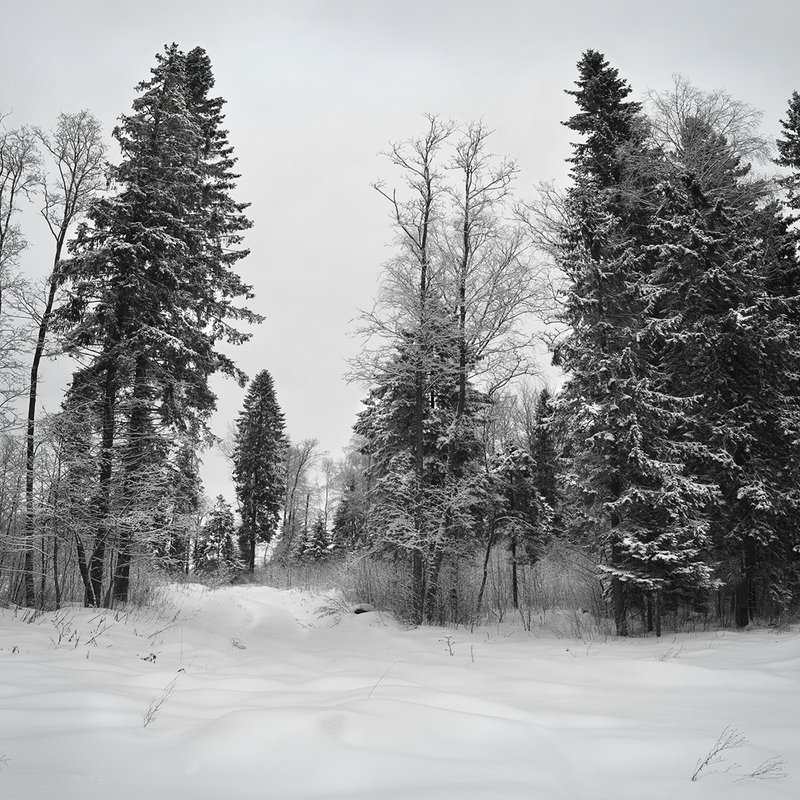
556;51;715;635
777;91;800;224
232;370;287;571
195;496;238;575
56;44;256;605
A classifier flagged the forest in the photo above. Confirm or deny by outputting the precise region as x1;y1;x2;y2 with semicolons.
2;43;800;639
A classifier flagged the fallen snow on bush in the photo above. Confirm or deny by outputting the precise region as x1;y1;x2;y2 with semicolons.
1;584;798;799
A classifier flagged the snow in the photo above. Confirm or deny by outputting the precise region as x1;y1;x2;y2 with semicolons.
1;584;798;799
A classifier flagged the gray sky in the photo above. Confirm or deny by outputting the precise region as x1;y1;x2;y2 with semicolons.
3;0;799;499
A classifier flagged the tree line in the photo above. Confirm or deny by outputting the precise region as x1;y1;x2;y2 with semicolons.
1;46;799;637
335;51;800;633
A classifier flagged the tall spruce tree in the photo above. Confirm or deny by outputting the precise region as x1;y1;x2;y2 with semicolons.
232;370;287;571
649;109;800;625
557;51;715;635
56;44;256;605
557;50;651;635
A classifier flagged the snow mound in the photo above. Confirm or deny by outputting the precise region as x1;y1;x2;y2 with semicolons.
1;584;797;799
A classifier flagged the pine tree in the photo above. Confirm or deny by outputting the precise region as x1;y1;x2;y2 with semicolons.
232;370;287;571
56;44;256;605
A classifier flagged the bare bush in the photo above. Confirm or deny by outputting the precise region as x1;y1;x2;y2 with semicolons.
691;726;746;781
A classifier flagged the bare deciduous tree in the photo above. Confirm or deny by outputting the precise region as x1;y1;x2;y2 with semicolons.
354;117;551;622
279;438;320;558
646;76;772;207
0;118;39;430
443;122;548;399
18;111;105;607
0;118;39;315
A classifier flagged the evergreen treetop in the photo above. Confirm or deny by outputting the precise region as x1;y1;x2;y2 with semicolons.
60;43;258;435
564;49;643;189
777;91;800;221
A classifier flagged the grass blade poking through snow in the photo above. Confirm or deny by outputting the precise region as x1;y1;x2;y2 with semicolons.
143;674;181;728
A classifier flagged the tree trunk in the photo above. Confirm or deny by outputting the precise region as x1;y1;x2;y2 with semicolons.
39;535;48;606
411;550;425;625
20;550;35;608
612;576;628;637
734;538;756;628
52;534;61;610
75;533;92;605
654;589;662;638
475;515;497;622
448;559;460;623
609;522;628;636
112;546;132;606
23;237;67;608
510;533;519;610
113;357;149;605
88;361;117;607
423;546;445;625
248;491;257;571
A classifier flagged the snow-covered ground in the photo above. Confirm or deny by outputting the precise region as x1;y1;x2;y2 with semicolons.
1;584;798;800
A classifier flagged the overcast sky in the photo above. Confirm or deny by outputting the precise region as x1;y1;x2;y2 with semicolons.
4;0;799;499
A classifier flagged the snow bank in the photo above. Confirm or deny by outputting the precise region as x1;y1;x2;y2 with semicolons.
1;584;797;799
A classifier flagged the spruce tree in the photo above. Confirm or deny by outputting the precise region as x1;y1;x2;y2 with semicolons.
777;91;800;224
331;479;368;550
529;388;560;541
557;51;714;635
57;44;256;605
232;370;287;571
300;515;331;561
557;50;651;635
651;116;800;625
195;496;238;575
330;447;370;550
160;441;203;574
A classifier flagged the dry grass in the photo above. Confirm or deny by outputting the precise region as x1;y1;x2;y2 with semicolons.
254;544;609;635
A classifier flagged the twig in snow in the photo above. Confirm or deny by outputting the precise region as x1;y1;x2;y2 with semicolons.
736;757;788;782
691;726;746;781
143;675;180;727
368;661;398;698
